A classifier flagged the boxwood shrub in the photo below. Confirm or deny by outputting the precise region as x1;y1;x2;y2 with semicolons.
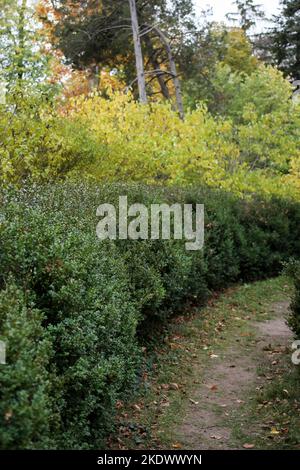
0;182;300;449
286;260;300;338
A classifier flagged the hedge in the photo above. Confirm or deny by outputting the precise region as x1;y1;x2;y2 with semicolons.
1;182;300;449
286;260;300;338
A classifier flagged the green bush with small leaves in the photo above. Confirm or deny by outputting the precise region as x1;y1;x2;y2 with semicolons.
286;260;300;338
1;182;300;449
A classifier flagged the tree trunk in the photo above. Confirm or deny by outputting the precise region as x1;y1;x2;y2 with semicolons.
16;0;27;84
143;35;171;100
129;0;147;103
151;26;184;120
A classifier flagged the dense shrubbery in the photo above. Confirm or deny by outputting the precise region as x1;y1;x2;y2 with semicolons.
68;67;300;199
1;182;300;449
0;0;299;452
286;260;300;338
0;93;98;185
1;66;300;200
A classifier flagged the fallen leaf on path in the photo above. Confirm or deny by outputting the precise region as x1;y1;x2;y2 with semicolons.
243;443;254;449
161;384;169;390
210;435;222;440
172;443;182;449
133;404;142;412
210;354;219;359
189;398;199;405
270;427;280;435
209;384;218;391
169;343;184;350
169;383;179;390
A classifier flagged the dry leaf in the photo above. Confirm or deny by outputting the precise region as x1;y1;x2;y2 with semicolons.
161;384;169;390
270;427;280;435
210;435;222;440
169;383;179;390
161;401;170;408
189;398;199;405
210;384;218;391
172;443;182;449
243;443;254;449
169;343;184;350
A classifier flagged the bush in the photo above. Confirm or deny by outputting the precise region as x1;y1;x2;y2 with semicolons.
0;93;97;185
1;182;300;448
286;260;300;338
0;185;140;448
1;82;300;201
0;282;53;449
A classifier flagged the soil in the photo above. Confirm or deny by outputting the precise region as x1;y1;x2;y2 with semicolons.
175;301;293;449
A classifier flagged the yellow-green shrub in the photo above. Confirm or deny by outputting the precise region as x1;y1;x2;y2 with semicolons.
69;89;299;200
0;93;97;185
1;66;299;201
70;93;241;189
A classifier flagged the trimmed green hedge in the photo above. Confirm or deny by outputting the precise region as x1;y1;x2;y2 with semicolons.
286;260;300;338
1;182;300;449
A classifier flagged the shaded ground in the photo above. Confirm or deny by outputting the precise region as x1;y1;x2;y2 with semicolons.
176;300;292;449
108;277;300;450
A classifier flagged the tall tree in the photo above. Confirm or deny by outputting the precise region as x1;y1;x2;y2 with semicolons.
226;0;265;32
181;22;259;111
129;0;147;103
38;0;196;103
0;0;48;91
272;0;300;80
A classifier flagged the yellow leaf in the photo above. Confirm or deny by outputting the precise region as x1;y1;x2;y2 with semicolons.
270;427;280;435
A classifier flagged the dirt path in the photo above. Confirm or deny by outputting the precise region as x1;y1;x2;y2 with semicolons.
175;301;293;449
108;278;299;450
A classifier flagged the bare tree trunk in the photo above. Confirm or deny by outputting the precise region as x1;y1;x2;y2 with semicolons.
129;0;147;103
149;27;184;120
143;35;171;100
16;0;27;84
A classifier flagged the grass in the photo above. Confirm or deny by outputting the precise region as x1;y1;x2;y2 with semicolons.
230;337;300;449
107;276;298;450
